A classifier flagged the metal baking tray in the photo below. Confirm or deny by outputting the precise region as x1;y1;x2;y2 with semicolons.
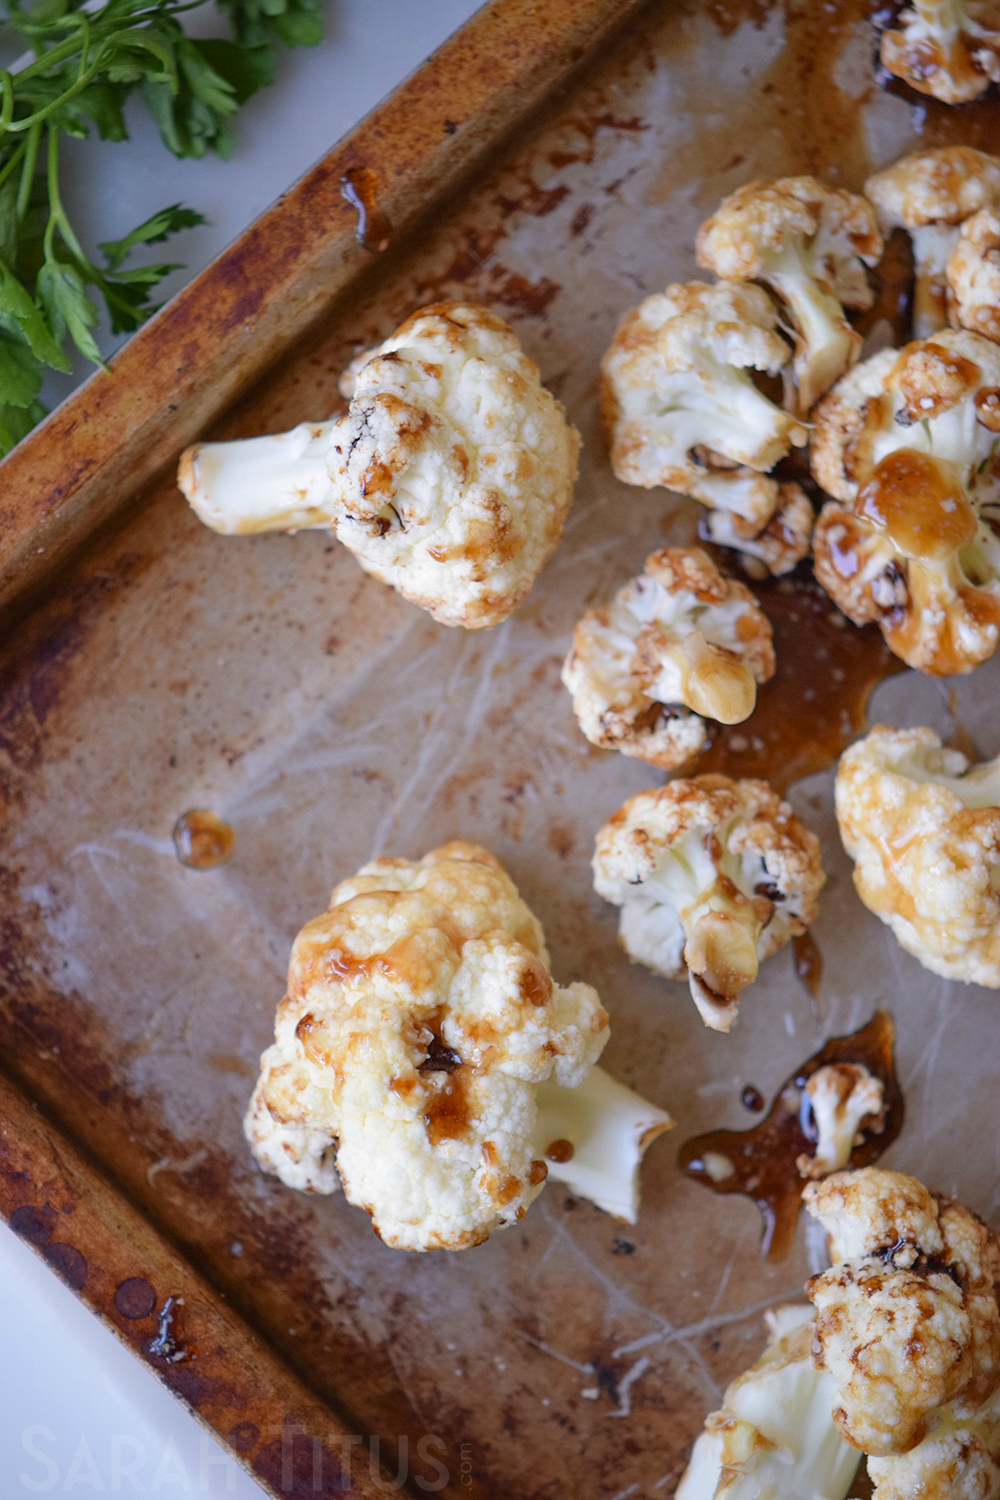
2;1;999;1494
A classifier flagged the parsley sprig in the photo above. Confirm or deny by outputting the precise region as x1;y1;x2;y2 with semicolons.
0;0;321;453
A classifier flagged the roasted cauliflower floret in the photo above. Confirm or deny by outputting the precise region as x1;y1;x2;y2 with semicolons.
696;177;883;412
835;724;1000;985
796;1064;887;1182
811;331;1000;674
676;1304;862;1500
601;280;806;535
805;1167;1000;1458
560;547;775;771
592;776;824;1032
865;147;1000;337
701;482;814;578
245;841;612;1251
178;301;580;630
948;207;1000;342
879;0;1000;106
867;1385;1000;1500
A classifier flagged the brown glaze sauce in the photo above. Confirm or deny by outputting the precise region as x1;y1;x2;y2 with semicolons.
793;931;823;999
678;1011;903;1260
172;809;234;870
858;451;975;561
852;227;915;350
546;1138;575;1163
340;167;393;252
424;1071;472;1146
695;574;903;793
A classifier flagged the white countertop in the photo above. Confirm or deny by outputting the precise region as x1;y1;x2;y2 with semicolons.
1;2;480;1491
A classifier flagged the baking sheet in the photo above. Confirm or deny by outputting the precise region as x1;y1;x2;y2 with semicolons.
2;2;999;1496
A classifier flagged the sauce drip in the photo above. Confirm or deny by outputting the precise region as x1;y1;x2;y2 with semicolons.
678;1011;904;1261
851;227;914;351
741;1085;764;1113
424;1071;472;1146
695;575;904;792
858;451;975;561
793;931;823;1000
340;168;393;252
173;809;234;870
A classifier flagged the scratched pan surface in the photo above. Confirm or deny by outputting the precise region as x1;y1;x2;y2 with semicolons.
2;3;1000;1496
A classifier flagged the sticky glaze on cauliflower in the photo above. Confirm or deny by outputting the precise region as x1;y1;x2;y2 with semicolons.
245;841;610;1250
701;482;814;578
601;280;807;541
805;1167;1000;1459
867;1384;1000;1500
866;147;1000;337
561;547;775;771
811;331;1000;674
676;1304;862;1500
696;177;882;412
178;302;580;630
592;777;824;1032
948;207;1000;341
879;0;1000;105
796;1064;887;1182
836;724;1000;985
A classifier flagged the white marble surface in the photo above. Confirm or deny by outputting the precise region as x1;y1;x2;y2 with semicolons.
1;2;480;1492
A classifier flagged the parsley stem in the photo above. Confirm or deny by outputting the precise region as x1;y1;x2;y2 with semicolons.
15;121;40;221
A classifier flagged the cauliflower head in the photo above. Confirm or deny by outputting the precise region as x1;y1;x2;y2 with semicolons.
245;841;610;1251
600;280;806;534
701;482;814;578
811;331;1000;674
696;177;883;412
865;147;1000;337
561;546;775;770
592;776;824;1031
879;0;1000;105
676;1304;862;1500
835;724;1000;985
179;301;580;630
948;207;1000;342
805;1167;1000;1458
796;1063;887;1182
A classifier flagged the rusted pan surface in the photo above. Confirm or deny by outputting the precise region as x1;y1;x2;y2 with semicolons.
1;2;1000;1498
0;0;648;622
0;1067;405;1499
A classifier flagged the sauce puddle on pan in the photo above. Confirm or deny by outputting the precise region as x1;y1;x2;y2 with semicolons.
678;1011;904;1260
694;572;904;794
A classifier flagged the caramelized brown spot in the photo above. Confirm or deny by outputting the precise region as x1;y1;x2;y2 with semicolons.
857;452;976;562
528;1159;548;1186
976;388;1000;433
419;1035;462;1073
424;1073;472;1146
519;959;553;1007
546;1139;574;1163
679;1011;904;1261
895;342;981;421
